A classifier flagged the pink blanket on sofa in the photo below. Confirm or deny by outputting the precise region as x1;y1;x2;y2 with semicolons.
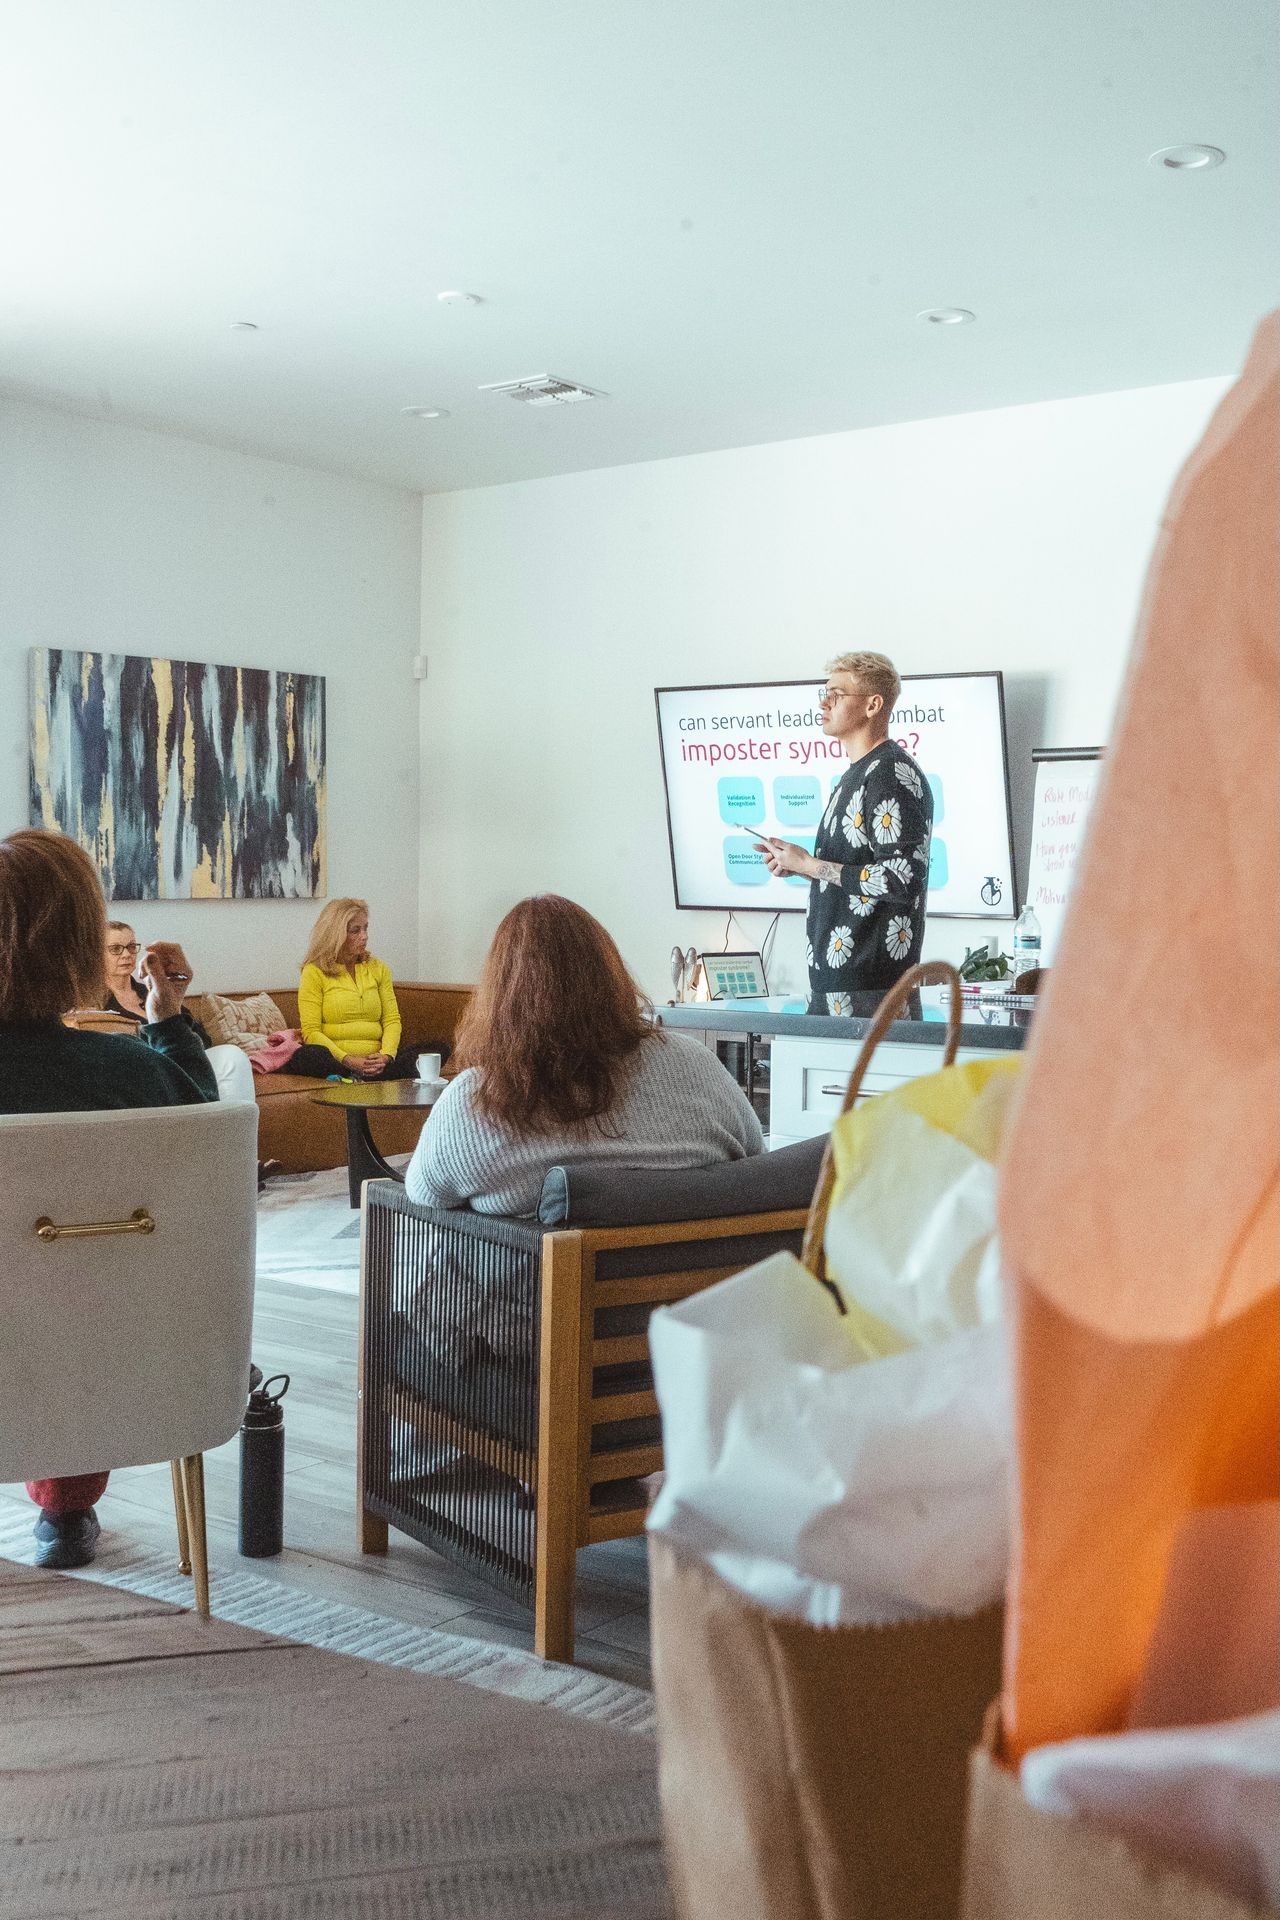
248;1030;303;1074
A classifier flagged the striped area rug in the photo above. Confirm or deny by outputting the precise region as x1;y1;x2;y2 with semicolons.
0;1512;655;1736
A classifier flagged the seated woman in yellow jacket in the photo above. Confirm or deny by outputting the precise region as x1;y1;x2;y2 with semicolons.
285;897;420;1081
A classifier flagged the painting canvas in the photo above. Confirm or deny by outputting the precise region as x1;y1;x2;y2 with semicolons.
29;648;326;900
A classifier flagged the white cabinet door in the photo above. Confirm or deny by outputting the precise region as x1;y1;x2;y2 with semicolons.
770;1034;990;1143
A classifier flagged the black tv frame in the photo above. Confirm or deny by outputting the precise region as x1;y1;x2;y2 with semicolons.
653;670;1019;919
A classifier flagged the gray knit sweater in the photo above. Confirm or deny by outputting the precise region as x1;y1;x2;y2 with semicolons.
405;1030;764;1217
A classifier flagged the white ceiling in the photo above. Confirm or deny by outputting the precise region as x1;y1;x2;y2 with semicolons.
2;0;1275;494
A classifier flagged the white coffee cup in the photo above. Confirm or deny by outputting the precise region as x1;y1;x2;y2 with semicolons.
415;1052;442;1082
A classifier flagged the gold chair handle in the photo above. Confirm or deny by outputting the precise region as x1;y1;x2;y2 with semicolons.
34;1208;156;1243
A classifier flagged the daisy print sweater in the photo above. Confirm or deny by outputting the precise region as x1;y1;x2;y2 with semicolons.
805;741;933;1003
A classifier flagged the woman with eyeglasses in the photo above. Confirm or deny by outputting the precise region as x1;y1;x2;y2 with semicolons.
102;920;257;1109
103;923;210;1037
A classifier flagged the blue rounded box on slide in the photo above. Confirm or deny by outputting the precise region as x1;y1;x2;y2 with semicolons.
717;776;764;826
721;834;816;886
771;776;821;826
722;840;769;886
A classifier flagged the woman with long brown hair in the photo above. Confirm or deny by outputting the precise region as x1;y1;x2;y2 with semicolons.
406;896;763;1215
0;829;217;1569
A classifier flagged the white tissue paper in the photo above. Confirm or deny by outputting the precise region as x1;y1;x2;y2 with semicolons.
647;1249;1011;1626
1021;1710;1280;1913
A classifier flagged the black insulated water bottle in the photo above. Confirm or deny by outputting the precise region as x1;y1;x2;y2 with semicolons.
239;1372;289;1557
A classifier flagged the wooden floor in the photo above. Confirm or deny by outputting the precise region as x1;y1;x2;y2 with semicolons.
0;1268;653;1692
0;1558;667;1919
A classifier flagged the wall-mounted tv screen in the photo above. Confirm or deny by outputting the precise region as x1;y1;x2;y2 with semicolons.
654;672;1016;918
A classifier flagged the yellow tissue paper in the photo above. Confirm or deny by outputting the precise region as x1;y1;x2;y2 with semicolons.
824;1055;1024;1361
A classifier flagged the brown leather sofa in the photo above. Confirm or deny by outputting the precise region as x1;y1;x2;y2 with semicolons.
185;982;472;1174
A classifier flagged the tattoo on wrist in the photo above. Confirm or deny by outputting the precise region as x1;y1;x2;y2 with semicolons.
813;859;844;886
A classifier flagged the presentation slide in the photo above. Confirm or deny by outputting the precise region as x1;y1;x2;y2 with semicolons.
654;673;1016;918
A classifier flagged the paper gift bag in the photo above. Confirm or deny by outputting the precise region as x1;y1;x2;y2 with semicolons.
649;963;1009;1920
652;1538;1004;1920
960;1719;1274;1920
997;312;1280;1761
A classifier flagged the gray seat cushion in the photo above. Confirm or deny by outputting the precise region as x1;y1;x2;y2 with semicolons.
538;1132;827;1228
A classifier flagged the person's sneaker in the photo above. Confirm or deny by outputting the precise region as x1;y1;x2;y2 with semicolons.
32;1508;101;1570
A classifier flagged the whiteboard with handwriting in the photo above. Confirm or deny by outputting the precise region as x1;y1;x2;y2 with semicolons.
1027;750;1105;962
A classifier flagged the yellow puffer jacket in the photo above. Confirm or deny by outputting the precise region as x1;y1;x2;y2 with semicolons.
297;958;402;1063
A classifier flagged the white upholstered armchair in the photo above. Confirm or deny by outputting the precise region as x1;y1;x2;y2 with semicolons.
0;1102;257;1615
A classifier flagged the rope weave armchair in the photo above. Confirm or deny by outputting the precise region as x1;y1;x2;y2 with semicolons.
358;1163;819;1661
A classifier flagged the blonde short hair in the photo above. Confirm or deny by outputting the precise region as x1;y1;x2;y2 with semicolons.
303;897;371;976
825;650;902;718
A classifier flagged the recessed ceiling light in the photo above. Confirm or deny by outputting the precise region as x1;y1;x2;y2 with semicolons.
437;290;483;306
917;307;975;326
1148;144;1225;170
229;320;259;332
401;405;450;419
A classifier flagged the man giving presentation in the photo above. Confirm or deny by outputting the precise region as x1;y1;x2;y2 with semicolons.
759;651;933;1006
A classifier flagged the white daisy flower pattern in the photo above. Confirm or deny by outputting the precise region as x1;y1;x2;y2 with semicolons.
885;916;913;961
826;926;854;968
826;992;851;1016
805;746;934;987
870;793;902;846
842;786;867;850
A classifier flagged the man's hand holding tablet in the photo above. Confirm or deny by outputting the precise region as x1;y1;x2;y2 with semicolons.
729;819;816;877
755;834;818;878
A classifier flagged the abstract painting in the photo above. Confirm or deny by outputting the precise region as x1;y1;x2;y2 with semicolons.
29;648;326;900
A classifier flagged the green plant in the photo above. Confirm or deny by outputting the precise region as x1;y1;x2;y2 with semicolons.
959;944;1011;983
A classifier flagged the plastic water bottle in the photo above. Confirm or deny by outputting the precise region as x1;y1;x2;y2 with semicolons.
1012;905;1042;979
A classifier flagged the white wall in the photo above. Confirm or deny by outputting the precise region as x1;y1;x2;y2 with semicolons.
1;398;422;990
419;375;1229;999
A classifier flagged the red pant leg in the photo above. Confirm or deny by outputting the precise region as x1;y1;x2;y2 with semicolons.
26;1472;109;1513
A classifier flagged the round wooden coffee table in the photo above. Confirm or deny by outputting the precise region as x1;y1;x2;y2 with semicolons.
309;1079;442;1207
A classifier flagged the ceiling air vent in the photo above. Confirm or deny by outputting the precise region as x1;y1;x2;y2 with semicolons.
478;374;605;408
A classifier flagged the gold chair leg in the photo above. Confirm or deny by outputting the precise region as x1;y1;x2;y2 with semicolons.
179;1454;210;1619
170;1460;192;1575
